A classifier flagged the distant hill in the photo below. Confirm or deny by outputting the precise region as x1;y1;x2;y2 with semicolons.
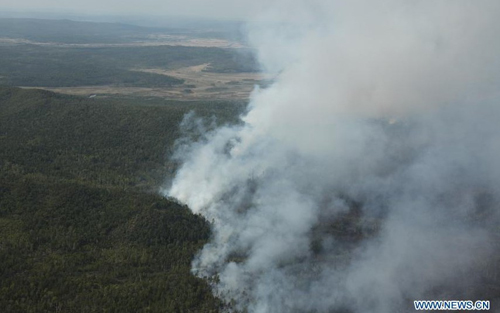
0;18;171;43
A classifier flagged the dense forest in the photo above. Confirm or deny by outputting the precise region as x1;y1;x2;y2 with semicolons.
0;87;245;312
0;44;258;88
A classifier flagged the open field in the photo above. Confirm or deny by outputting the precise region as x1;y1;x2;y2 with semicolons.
25;63;272;100
0;36;245;48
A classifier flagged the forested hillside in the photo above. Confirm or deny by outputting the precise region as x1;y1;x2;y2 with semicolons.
0;87;244;312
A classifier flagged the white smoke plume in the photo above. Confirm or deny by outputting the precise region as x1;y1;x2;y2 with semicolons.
164;1;500;312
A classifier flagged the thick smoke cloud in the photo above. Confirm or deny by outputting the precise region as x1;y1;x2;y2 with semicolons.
164;1;500;312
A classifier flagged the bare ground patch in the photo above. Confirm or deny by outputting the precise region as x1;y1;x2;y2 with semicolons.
25;64;273;101
131;64;271;100
0;37;245;49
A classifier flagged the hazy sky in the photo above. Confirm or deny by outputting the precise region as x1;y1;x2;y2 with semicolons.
1;0;265;20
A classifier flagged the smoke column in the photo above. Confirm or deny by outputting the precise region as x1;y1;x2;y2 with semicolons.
164;1;500;312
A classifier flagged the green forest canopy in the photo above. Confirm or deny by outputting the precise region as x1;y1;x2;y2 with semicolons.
0;87;245;312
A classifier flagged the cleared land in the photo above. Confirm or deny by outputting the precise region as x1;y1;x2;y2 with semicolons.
29;63;272;100
0;18;260;100
0;36;245;48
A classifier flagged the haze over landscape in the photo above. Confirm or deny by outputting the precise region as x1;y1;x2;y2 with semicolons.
1;0;499;312
1;0;263;20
